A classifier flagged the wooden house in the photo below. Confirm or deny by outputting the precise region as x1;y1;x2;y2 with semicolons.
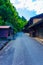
28;13;43;38
0;26;14;39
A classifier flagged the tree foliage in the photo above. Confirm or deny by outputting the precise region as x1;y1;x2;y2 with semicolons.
0;0;27;33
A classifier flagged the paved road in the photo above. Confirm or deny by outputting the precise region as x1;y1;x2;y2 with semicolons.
0;32;43;65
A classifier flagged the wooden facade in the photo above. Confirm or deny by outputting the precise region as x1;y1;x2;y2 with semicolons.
24;13;43;38
0;26;14;39
29;20;43;38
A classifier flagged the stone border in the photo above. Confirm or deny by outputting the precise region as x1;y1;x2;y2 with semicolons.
0;40;10;50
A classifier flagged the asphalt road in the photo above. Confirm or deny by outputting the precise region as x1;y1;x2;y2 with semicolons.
0;32;43;65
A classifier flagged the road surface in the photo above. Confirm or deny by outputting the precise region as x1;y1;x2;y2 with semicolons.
0;32;43;65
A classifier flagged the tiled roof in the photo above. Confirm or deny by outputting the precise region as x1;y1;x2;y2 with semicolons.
0;26;10;28
31;13;43;19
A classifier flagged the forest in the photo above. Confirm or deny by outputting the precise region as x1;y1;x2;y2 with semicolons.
0;0;27;33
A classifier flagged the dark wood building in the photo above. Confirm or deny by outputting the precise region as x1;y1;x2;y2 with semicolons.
29;20;43;38
0;26;14;39
28;13;43;38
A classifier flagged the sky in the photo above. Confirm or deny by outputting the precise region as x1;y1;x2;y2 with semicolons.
10;0;43;20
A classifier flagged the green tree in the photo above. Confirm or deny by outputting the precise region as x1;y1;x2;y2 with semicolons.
0;0;27;33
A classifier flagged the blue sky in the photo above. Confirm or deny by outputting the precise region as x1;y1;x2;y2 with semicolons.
17;8;36;20
10;0;43;20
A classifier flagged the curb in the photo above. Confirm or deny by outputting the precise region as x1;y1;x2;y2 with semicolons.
0;40;10;51
34;38;43;45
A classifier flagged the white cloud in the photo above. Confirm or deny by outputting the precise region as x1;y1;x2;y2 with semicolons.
10;0;15;4
33;0;43;14
10;0;43;14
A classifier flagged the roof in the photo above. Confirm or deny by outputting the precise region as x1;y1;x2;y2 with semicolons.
30;13;43;20
28;19;43;29
0;26;10;29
